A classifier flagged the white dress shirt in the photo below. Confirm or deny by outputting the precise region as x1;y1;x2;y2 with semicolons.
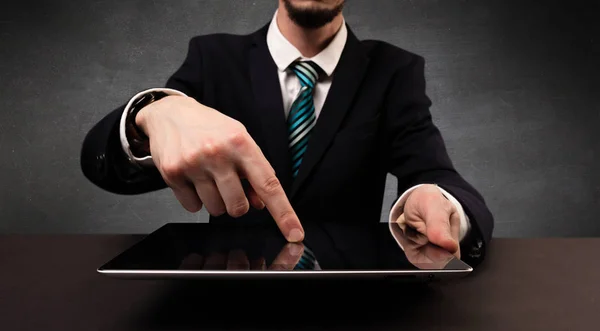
266;11;347;120
119;11;471;241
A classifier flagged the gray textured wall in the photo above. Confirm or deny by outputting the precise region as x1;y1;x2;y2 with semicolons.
0;0;598;236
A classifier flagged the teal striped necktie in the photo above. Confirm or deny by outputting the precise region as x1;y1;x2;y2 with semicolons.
287;60;323;178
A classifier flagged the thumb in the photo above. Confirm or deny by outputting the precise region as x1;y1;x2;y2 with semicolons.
426;209;459;254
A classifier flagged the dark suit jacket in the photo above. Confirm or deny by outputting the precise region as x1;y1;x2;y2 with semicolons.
80;23;494;267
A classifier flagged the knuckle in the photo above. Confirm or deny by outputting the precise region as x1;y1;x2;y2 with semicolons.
198;142;220;158
277;209;297;225
161;161;184;180
196;141;227;161
228;199;250;218
260;176;282;196
181;150;201;168
227;129;249;149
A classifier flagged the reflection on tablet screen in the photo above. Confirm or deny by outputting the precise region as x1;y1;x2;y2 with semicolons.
100;220;470;272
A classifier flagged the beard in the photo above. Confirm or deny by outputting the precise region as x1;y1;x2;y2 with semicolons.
283;0;345;29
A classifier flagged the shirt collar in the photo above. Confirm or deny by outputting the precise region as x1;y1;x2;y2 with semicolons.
266;10;348;77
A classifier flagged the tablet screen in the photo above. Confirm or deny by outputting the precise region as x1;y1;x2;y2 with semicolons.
99;221;471;273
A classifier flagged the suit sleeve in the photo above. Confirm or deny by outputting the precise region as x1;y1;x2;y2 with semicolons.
383;54;494;267
80;37;204;195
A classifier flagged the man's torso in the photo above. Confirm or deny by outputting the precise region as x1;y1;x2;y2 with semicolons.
170;24;421;223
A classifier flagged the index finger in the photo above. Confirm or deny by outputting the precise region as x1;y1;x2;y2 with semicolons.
269;243;304;271
238;144;304;242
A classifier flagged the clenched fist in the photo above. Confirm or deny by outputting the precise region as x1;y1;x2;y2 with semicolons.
136;95;304;242
396;184;461;258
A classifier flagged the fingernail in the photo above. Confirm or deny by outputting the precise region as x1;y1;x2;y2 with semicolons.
288;229;304;242
288;244;302;256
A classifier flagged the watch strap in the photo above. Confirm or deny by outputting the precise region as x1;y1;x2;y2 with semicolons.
119;88;188;167
125;91;168;157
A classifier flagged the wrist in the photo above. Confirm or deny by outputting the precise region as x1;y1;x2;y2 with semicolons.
136;95;191;133
134;103;152;136
125;91;168;156
119;88;188;166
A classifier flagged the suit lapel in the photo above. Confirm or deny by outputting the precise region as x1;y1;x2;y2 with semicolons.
247;25;293;193
291;27;369;197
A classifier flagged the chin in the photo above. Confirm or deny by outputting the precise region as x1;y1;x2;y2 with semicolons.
283;0;344;29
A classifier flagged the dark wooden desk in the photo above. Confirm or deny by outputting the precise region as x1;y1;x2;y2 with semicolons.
0;236;598;331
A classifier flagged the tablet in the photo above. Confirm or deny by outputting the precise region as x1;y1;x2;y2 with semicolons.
98;221;472;280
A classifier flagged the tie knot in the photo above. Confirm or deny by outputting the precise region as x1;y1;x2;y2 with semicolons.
290;61;323;89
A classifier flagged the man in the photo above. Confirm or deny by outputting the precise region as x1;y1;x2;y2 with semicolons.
81;0;493;267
